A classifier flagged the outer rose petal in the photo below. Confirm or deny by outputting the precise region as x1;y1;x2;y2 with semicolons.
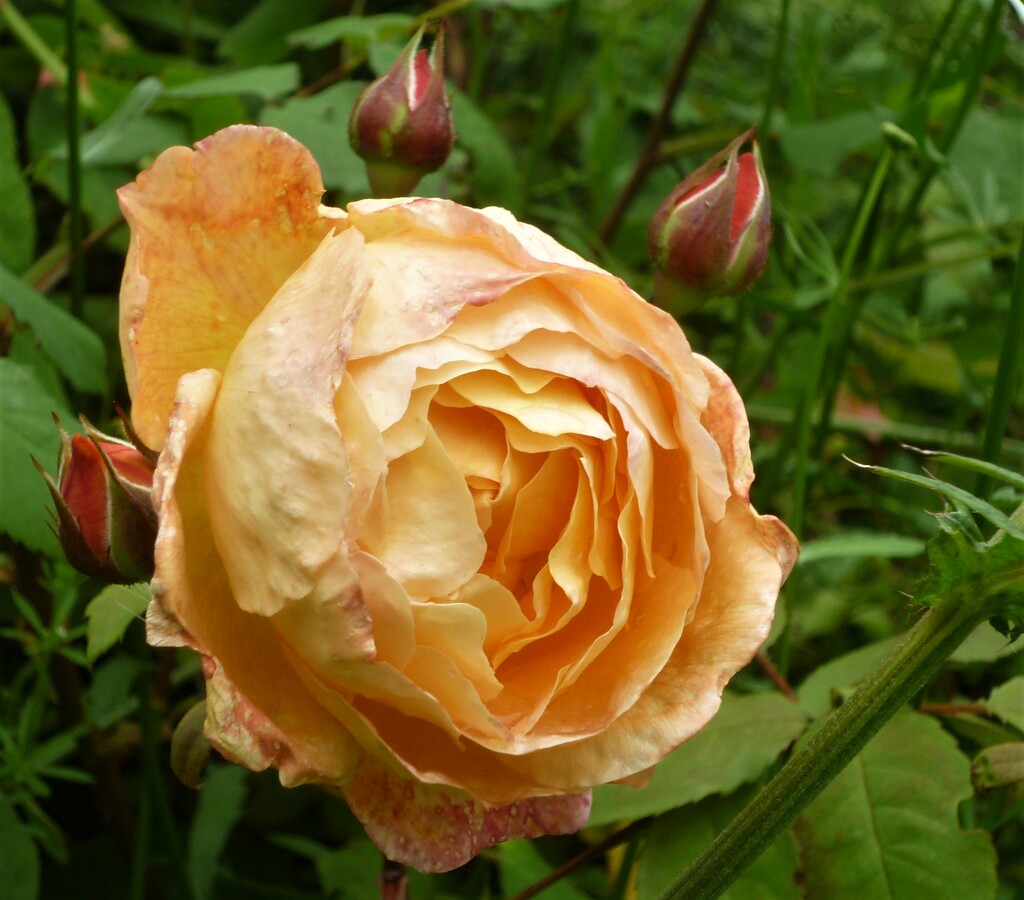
342;755;591;872
151;369;362;786
118;125;346;448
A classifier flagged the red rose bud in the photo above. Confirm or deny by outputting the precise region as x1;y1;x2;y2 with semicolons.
36;416;157;584
648;128;771;314
348;25;454;197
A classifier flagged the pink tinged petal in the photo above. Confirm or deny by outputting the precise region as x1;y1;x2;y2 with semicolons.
151;369;361;786
362;428;486;598
118;125;343;448
206;229;373;619
342;755;592;873
695;354;755;500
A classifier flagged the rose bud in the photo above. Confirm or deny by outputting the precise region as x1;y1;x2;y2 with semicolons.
117;126;798;873
648;128;771;314
348;25;454;197
36;416;157;584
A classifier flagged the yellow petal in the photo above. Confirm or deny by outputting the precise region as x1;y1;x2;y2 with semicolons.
152;369;360;785
206;229;371;618
118;125;344;448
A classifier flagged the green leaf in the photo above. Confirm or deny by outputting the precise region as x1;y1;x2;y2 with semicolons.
286;14;414;51
219;0;331;66
259;82;370;195
0;90;35;274
902;446;1024;493
778;110;887;176
500;839;589;899
85;584;151;664
848;459;1024;540
637;790;801;900
987;676;1024;733
49;77;163;165
950;622;1021;663
0;360;74;553
188;764;249;900
450;91;522;209
797;636;902;717
0;262;107;394
164;64;300;101
793;711;997;899
972;742;1024;789
588;693;807;826
0;794;39;900
797;531;926;566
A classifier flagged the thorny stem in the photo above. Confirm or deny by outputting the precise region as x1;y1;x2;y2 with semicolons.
596;0;722;246
660;563;1024;899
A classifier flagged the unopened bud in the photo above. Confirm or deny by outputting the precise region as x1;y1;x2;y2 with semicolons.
36;415;157;584
348;26;455;197
649;128;771;313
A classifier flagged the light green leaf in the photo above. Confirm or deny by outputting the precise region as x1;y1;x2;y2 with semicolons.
0;795;39;900
950;622;1021;664
796;636;901;717
987;676;1024;733
778;110;887;176
164;64;300;100
588;693;807;826
49;77;163;164
188;764;249;900
794;712;997;899
637;790;801;900
85;584;152;663
0;360;74;553
797;531;926;566
902;446;1024;493
848;459;1024;540
286;14;414;51
0;261;107;393
0;91;35;273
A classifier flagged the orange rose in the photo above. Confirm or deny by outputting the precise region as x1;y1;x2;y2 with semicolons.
119;125;797;872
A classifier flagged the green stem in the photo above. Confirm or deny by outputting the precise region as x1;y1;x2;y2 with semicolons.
64;0;84;321
596;0;722;246
758;0;790;137
520;0;579;215
877;0;1004;269
789;147;893;537
908;0;965;98
660;564;1024;900
979;231;1024;486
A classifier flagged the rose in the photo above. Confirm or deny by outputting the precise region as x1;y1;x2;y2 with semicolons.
119;125;798;873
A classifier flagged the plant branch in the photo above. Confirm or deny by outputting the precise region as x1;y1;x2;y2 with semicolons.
659;564;1024;899
597;0;722;246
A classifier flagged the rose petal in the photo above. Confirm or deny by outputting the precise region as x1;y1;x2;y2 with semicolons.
152;369;361;785
118;125;344;448
206;229;372;619
342;755;592;872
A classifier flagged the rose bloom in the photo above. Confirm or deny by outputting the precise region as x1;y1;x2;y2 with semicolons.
119;125;797;873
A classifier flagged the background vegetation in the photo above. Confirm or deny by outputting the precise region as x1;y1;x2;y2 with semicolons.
1;0;1022;897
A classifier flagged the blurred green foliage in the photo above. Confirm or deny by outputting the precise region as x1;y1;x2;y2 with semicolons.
1;0;1023;897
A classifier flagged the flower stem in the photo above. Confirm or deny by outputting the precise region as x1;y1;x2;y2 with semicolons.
659;565;1024;900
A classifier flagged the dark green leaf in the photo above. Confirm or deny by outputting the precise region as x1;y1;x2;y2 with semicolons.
794;712;997;899
588;693;807;826
450;91;522;209
188;764;249;900
286;14;414;51
0;261;107;393
0;360;75;553
0;91;35;274
219;0;332;66
0;795;39;900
